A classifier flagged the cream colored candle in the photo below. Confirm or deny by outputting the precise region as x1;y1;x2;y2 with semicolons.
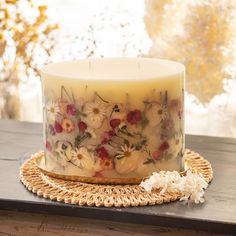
41;58;185;183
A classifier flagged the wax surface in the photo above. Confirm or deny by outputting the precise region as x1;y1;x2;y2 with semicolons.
42;58;185;181
41;58;184;80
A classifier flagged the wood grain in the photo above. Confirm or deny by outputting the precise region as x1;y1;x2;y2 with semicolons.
0;210;230;236
0;120;236;235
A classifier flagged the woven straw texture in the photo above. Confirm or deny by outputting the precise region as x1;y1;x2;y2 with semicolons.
20;149;213;207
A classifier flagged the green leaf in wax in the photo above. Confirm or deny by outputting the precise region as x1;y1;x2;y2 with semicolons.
143;158;155;165
165;153;173;160
124;139;130;147
143;101;152;111
133;131;143;137
74;134;90;147
76;110;87;118
134;139;147;150
119;128;134;137
140;112;149;129
76;113;81;120
74;135;81;147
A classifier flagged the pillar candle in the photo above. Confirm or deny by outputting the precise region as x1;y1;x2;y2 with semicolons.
41;58;185;183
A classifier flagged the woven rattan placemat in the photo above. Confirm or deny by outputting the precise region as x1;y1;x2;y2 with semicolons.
20;149;213;207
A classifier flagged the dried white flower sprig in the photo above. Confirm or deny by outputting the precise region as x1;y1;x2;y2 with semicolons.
140;170;208;204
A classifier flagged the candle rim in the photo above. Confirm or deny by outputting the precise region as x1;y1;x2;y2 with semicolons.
41;57;185;81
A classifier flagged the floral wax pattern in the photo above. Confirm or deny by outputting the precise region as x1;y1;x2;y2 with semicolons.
44;86;184;178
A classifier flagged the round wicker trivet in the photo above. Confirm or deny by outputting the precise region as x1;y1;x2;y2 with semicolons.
20;149;213;207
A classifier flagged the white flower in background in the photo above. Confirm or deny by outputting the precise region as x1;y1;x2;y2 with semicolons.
115;145;142;174
83;101;107;129
46;100;60;121
140;170;208;204
55;141;72;166
70;147;96;170
145;103;168;127
168;133;183;159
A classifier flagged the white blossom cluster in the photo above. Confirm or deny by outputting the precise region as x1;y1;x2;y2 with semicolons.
140;170;208;204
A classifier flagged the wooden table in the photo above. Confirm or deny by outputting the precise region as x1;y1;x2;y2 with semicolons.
0;120;235;236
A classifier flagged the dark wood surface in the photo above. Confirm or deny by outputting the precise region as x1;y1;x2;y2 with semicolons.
0;120;235;234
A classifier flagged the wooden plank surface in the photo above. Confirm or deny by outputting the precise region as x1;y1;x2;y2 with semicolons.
0;210;230;236
0;120;236;235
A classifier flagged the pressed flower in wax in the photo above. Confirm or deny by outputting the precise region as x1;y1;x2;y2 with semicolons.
46;100;60;121
44;86;183;177
115;145;143;174
61;118;75;133
83;101;107;129
70;147;95;170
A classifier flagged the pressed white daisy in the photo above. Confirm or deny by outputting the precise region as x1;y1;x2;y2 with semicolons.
70;147;96;170
115;145;142;174
46;100;60;121
83;101;107;129
116;145;135;159
145;103;168;127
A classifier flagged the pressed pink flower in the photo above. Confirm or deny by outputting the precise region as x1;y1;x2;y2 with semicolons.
170;99;181;109
48;124;56;135
54;121;63;133
152;141;169;160
46;141;52;151
96;146;109;158
78;121;87;133
94;171;103;177
178;110;183;119
162;119;173;130
127;109;142;125
159;141;169;152
100;158;114;170
61;118;75;133
160;133;168;141
170;99;182;119
67;104;77;116
152;150;161;160
101;130;115;144
110;118;121;129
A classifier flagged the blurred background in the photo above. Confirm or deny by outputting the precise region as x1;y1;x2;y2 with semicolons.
1;0;236;137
